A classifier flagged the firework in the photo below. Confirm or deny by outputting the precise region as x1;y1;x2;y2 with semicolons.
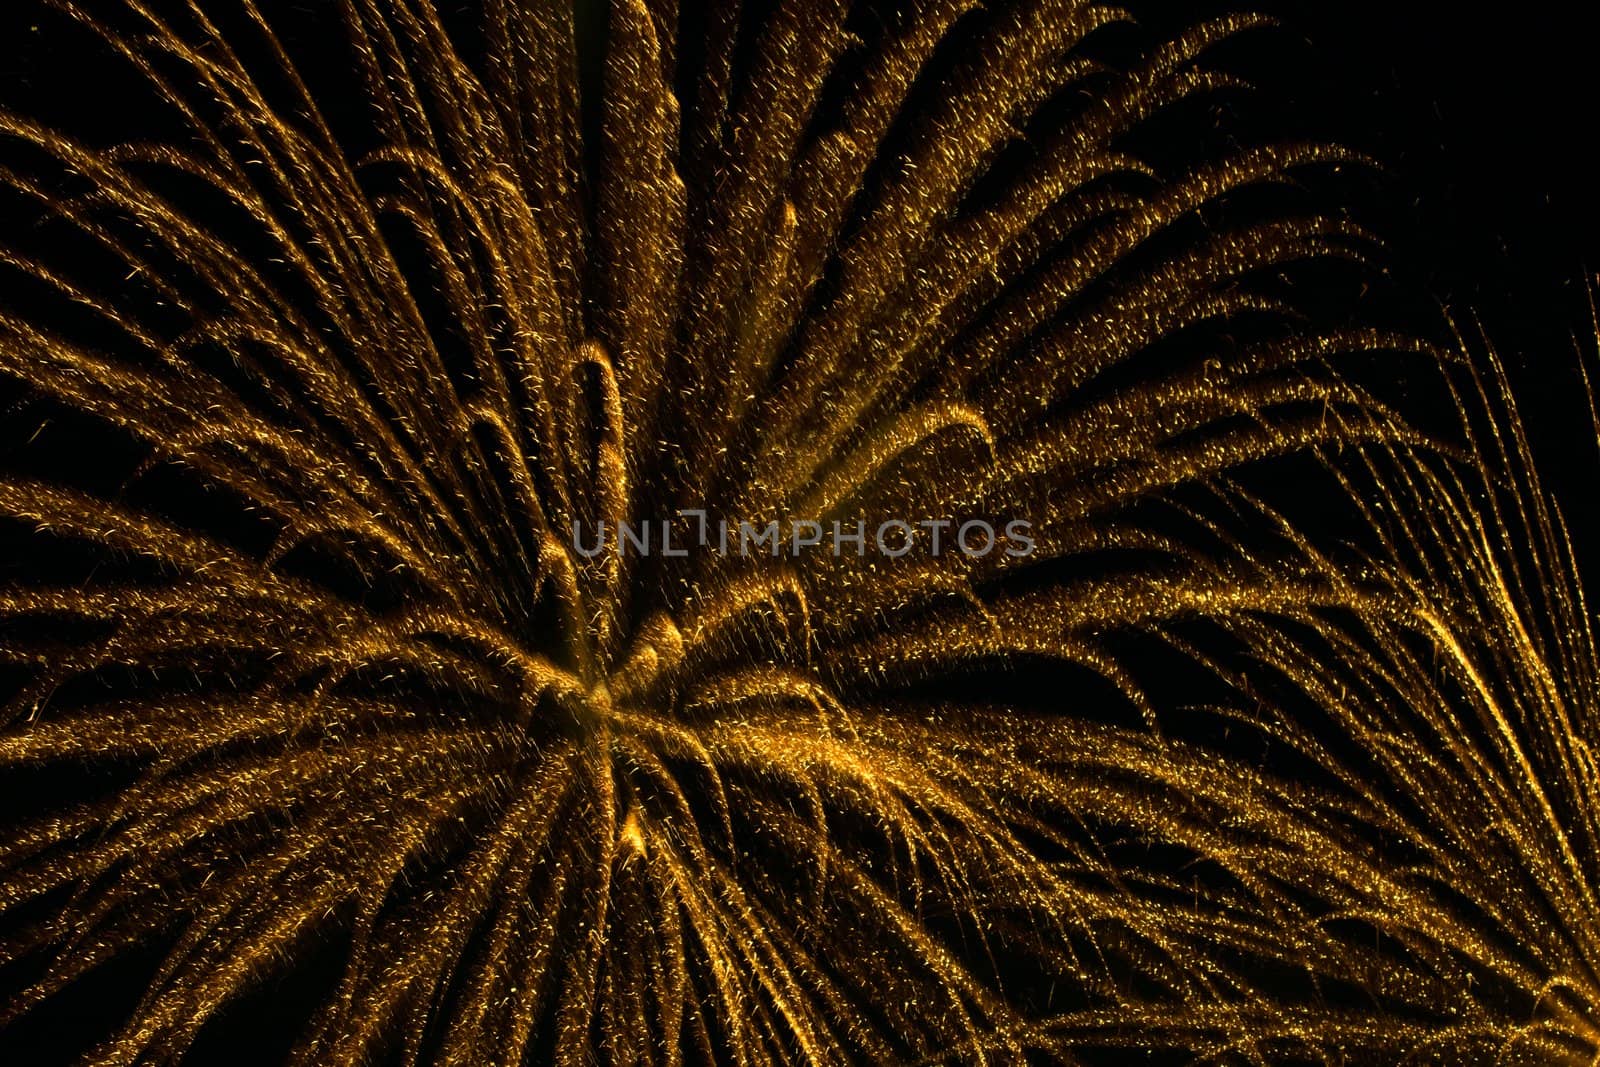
0;1;1588;1063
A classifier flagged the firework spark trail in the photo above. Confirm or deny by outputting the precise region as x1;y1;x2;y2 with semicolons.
0;0;1592;1063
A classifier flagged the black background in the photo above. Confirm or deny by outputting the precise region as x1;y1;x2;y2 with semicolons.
1267;0;1600;426
1266;0;1600;323
1147;0;1600;558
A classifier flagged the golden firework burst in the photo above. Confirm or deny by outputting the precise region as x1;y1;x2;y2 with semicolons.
0;1;1593;1064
